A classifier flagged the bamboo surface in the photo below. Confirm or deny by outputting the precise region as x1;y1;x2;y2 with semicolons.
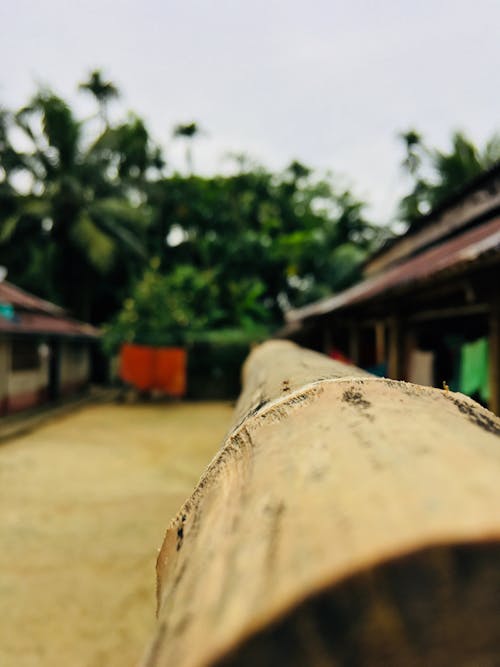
142;341;500;667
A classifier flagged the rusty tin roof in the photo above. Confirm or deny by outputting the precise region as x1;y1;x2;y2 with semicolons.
287;216;500;322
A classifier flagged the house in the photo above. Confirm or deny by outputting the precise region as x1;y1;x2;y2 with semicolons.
282;163;500;415
0;280;99;415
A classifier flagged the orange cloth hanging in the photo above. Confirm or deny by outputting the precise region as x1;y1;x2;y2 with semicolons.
120;343;154;391
119;344;187;397
154;347;187;397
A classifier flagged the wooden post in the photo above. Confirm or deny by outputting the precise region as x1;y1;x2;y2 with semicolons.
144;341;500;667
348;322;360;365
375;320;386;365
489;299;500;416
403;327;418;382
387;316;403;379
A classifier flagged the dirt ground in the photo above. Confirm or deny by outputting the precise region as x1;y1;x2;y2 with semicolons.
0;401;233;667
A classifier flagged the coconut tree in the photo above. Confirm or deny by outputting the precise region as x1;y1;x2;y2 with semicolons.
173;121;199;174
79;69;120;126
0;90;149;320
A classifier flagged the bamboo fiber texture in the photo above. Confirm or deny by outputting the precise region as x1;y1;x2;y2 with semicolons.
142;341;500;667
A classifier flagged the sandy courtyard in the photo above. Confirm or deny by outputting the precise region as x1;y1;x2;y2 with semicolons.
0;401;232;667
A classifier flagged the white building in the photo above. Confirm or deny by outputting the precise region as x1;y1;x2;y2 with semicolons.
0;281;99;415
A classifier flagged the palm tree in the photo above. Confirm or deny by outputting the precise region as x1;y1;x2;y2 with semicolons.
0;107;23;236
286;160;311;182
79;69;120;126
399;130;424;177
93;113;165;182
173;122;199;174
1;90;148;320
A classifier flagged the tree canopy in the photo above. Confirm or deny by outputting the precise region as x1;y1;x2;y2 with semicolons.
0;71;497;351
399;129;500;222
0;87;154;320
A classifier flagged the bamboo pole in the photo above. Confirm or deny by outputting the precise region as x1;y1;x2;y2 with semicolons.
143;341;500;667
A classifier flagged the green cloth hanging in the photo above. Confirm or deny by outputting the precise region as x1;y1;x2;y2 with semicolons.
459;337;490;402
0;302;14;320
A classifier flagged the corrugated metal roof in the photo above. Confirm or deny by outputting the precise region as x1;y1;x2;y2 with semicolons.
0;312;100;338
366;161;500;264
0;281;99;338
0;281;65;315
287;216;500;322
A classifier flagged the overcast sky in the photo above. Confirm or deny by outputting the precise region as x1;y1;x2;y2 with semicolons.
1;0;499;222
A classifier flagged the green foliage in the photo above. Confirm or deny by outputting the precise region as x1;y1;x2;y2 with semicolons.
94;115;164;179
70;211;116;272
1;71;383;349
399;129;500;223
172;121;200;174
2;71;498;366
79;69;119;125
0;85;161;321
173;122;199;139
146;167;379;328
102;261;223;352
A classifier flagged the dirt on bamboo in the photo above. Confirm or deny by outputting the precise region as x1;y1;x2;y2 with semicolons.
146;341;500;667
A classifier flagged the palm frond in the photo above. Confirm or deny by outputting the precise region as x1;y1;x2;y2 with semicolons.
0;214;21;243
94;214;148;260
70;211;115;273
90;197;150;226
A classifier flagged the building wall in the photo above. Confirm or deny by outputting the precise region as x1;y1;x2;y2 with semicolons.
0;337;92;416
0;335;92;416
5;338;49;414
59;341;91;395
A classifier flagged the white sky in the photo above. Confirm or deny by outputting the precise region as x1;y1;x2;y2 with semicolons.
1;0;499;222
